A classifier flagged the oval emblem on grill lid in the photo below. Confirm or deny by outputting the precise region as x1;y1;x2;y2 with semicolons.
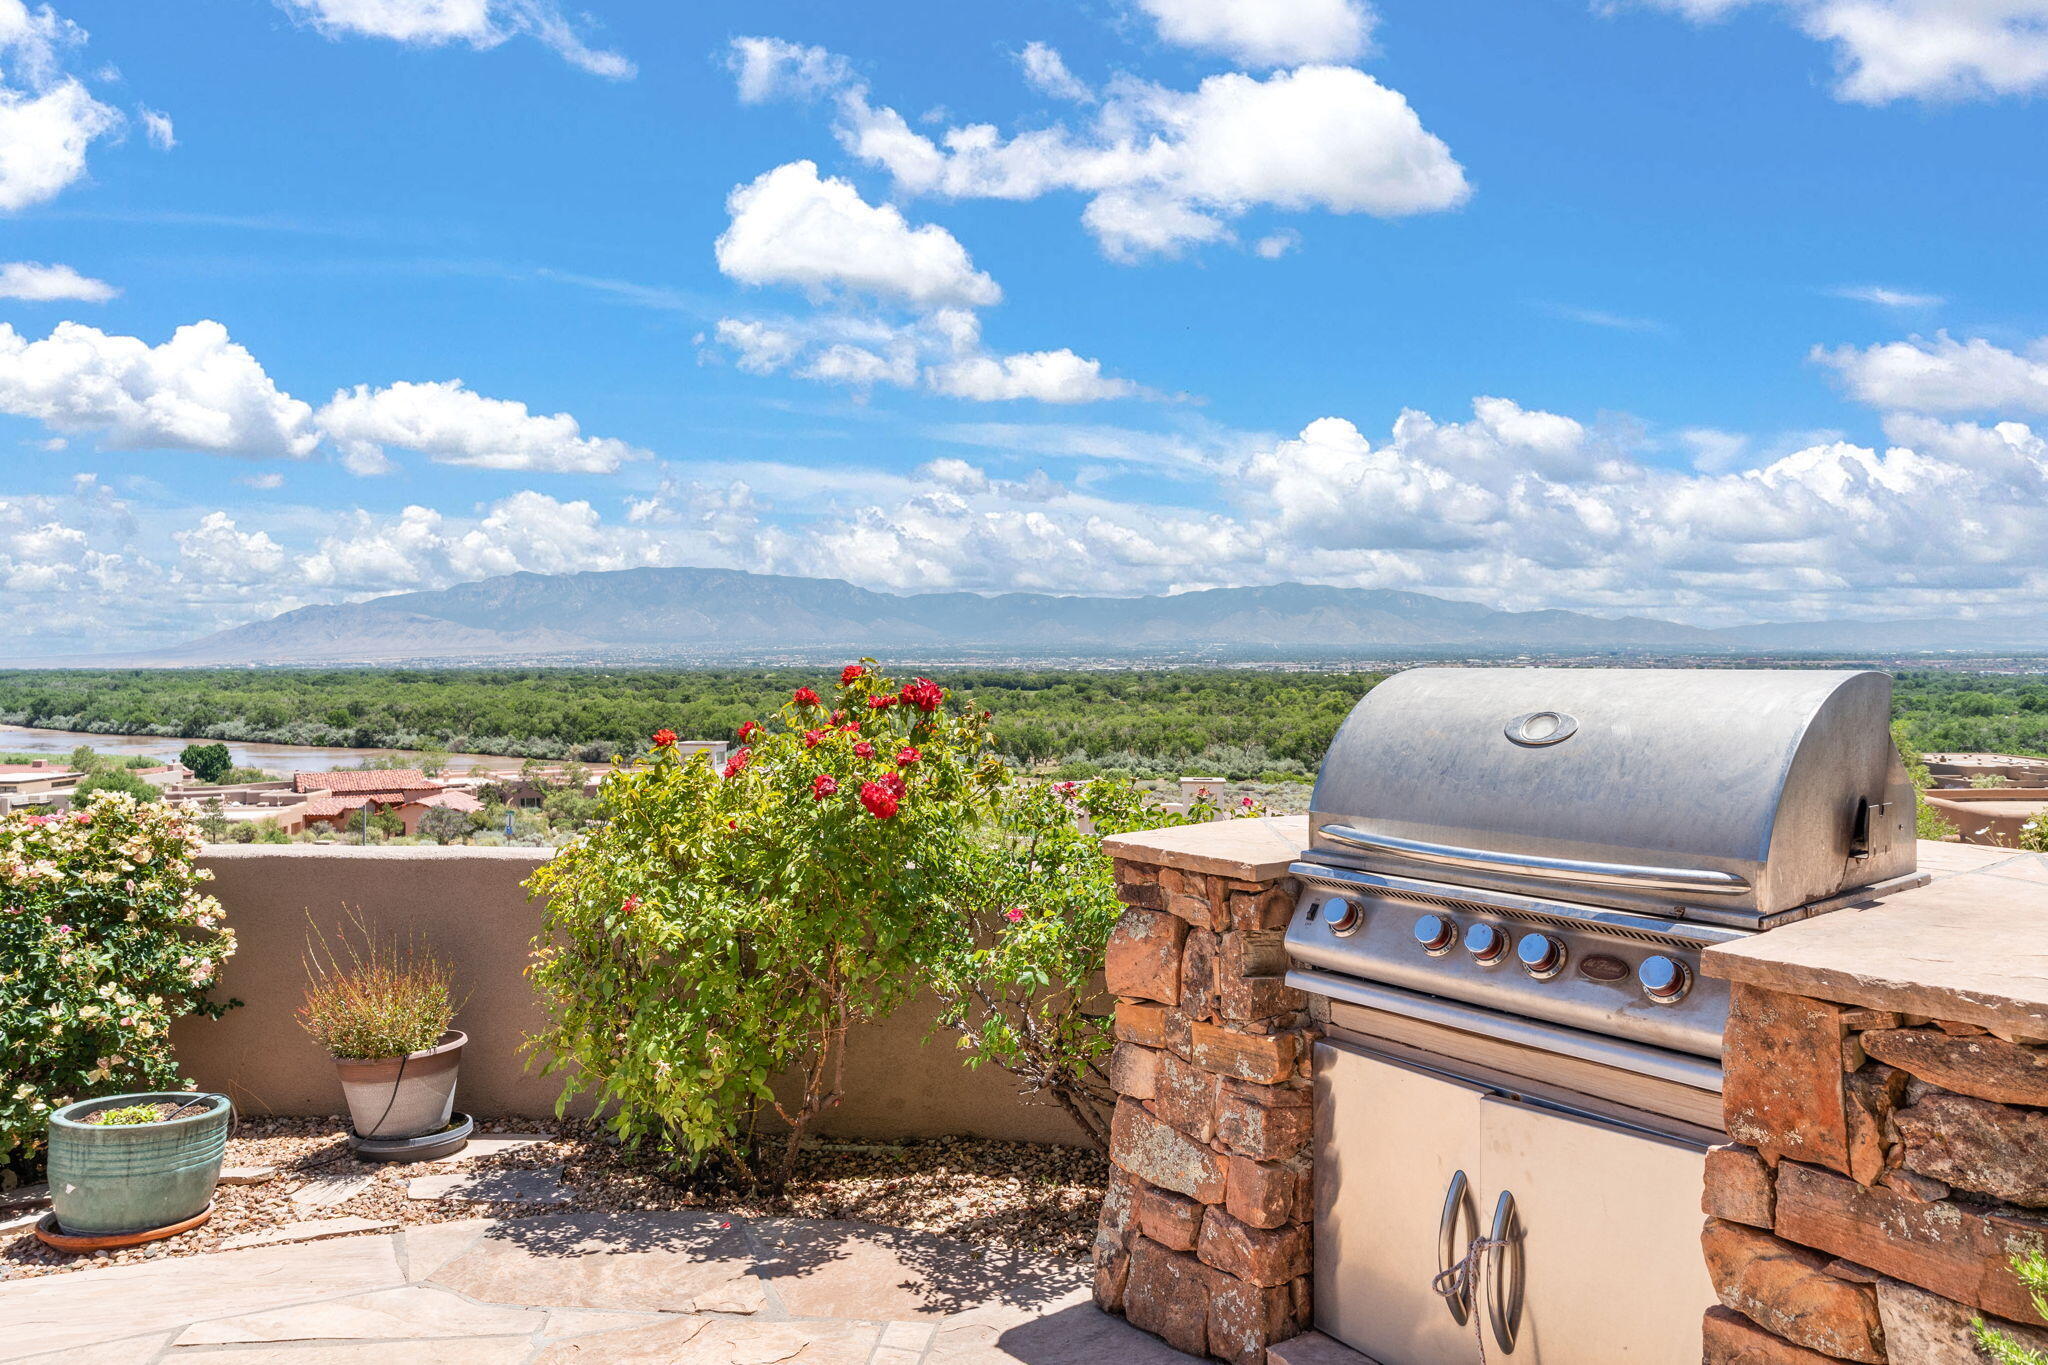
1504;710;1578;747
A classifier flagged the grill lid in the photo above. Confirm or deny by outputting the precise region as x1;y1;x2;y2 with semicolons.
1307;667;1916;920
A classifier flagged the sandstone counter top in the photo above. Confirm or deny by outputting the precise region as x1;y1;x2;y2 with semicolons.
1101;815;1310;883
1704;840;2048;1038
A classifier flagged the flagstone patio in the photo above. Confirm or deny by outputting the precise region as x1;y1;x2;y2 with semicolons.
0;1209;1203;1364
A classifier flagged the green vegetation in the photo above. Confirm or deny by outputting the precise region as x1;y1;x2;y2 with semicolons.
1975;1250;2048;1364
297;911;461;1060
179;742;233;783
70;766;164;804
85;1103;166;1127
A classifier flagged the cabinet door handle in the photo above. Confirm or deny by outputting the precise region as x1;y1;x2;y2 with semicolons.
1486;1189;1524;1354
1436;1169;1477;1324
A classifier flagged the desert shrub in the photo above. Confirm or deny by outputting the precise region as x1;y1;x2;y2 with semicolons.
0;793;237;1170
70;767;163;805
298;911;459;1059
925;779;1262;1148
1976;1250;2048;1363
2021;811;2048;854
526;663;1000;1185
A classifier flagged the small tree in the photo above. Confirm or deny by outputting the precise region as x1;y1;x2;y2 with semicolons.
526;663;999;1186
71;767;163;805
418;806;471;844
1976;1250;2048;1364
180;743;234;784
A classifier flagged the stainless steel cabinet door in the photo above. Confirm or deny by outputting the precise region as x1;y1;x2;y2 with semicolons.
1313;1041;1489;1365
1475;1093;1713;1361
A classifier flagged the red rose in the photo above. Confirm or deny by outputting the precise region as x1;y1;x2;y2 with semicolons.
839;722;860;733
803;729;825;749
881;772;907;798
651;728;677;748
621;894;642;913
793;686;822;707
723;748;751;779
738;720;761;742
829;710;845;724
840;664;866;685
900;678;944;712
811;774;838;800
853;740;876;759
896;745;921;767
858;781;899;819
1004;906;1025;923
867;695;895;710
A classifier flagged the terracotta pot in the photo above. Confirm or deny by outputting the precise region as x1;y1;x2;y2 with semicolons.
333;1030;464;1139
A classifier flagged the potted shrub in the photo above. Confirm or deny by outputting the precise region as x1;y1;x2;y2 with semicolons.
298;915;469;1157
44;1091;230;1245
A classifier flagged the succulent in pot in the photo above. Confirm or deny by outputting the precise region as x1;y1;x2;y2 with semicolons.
46;1091;230;1239
298;912;467;1140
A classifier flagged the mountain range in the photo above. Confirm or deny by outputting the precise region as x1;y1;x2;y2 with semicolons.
122;568;2048;665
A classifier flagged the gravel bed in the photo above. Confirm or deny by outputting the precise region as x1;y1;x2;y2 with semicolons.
0;1118;1107;1281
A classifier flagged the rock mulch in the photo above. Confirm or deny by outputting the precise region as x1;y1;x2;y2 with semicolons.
0;1116;1107;1281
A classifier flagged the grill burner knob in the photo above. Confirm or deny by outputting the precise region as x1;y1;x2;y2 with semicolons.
1323;897;1364;936
1464;921;1508;965
1412;913;1457;956
1516;933;1566;979
1639;955;1692;1004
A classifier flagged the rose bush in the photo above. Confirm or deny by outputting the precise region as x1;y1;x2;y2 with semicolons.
526;662;1001;1185
924;779;1262;1148
0;792;237;1174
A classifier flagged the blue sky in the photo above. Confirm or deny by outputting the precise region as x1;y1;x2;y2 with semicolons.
4;0;2048;654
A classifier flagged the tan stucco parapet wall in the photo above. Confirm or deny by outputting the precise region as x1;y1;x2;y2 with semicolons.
170;844;1085;1145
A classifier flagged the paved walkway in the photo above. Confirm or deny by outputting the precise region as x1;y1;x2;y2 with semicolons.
0;1210;1200;1364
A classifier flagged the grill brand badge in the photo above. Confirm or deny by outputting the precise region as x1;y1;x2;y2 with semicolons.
1503;710;1578;747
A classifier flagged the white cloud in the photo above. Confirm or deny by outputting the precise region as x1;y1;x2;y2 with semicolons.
174;511;287;583
297;490;674;591
314;378;648;474
1018;41;1092;101
1831;284;1943;308
1253;229;1301;259
728;36;852;104
714;318;804;375
0;1;124;212
0;320;318;458
273;0;633;79
139;105;173;148
0;259;114;300
1134;0;1376;66
830;62;1469;260
927;349;1143;404
715;160;1003;310
1815;332;2048;414
1632;0;2048;102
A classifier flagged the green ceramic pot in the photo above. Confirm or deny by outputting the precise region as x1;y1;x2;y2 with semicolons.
46;1092;230;1236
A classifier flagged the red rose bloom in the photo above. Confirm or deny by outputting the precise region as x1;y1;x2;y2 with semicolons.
723;748;751;779
803;729;825;749
896;745;921;767
858;781;899;819
880;772;907;798
811;774;838;800
651;728;677;748
900;678;944;712
793;686;822;707
1004;906;1025;923
829;710;845;724
621;894;642;914
840;664;866;685
838;722;859;733
867;694;895;710
853;740;876;759
738;720;761;742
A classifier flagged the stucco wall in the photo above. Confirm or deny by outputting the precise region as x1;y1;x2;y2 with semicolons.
170;845;1083;1145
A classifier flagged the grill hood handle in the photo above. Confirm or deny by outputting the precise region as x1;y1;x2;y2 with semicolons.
1317;825;1754;897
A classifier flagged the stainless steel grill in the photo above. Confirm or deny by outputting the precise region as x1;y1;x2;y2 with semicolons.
1283;668;1927;1363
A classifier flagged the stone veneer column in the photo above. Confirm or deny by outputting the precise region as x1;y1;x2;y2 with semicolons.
1699;847;2048;1364
1092;816;1317;1365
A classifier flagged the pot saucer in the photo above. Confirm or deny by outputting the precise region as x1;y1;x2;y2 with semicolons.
34;1202;212;1251
346;1111;474;1163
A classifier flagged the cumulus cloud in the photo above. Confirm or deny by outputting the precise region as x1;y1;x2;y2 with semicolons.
716;161;1003;311
273;0;633;79
1018;41;1093;101
173;511;287;583
1133;0;1376;66
834;63;1468;261
0;0;125;211
728;35;852;104
0;320;318;458
1632;0;2048;102
927;349;1143;404
314;378;648;474
297;491;672;591
1815;332;2048;415
0;259;114;300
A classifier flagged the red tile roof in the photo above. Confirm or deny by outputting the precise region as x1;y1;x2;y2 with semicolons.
300;793;378;819
294;769;439;795
406;790;482;813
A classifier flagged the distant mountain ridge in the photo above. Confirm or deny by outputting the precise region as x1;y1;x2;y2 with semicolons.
129;567;2048;664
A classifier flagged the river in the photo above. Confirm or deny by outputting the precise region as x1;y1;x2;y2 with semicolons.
0;724;533;776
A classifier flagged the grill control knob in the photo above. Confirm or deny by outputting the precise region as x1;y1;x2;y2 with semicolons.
1639;955;1692;1004
1322;897;1364;936
1412;913;1457;956
1516;933;1566;979
1464;921;1507;965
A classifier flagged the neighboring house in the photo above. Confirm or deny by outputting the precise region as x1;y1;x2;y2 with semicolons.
135;764;193;787
292;769;443;800
0;760;85;814
1924;752;2048;789
1923;787;2048;847
395;788;482;836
